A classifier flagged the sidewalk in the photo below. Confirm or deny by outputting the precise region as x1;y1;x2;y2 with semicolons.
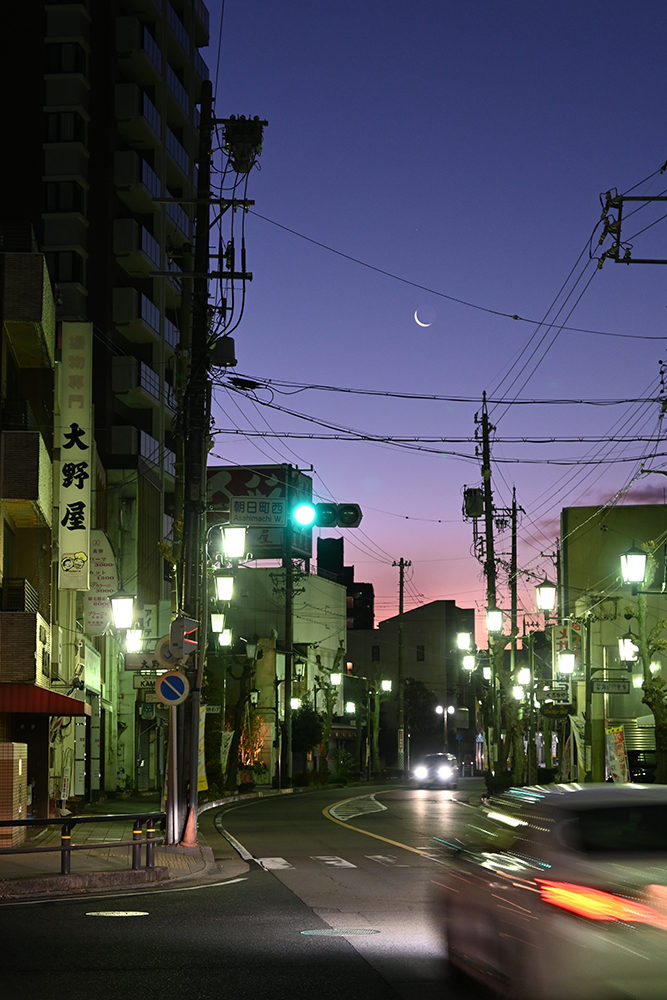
0;794;221;901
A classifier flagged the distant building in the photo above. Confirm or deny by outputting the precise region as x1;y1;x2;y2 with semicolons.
347;599;476;767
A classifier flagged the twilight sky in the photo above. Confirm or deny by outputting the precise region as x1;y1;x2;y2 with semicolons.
202;1;667;640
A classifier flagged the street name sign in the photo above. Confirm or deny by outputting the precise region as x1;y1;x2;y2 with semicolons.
133;675;161;690
229;496;286;527
593;680;630;694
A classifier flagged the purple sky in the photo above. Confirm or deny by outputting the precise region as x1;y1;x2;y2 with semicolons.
202;1;667;640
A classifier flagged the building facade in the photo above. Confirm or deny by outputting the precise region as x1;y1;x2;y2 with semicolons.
0;0;210;814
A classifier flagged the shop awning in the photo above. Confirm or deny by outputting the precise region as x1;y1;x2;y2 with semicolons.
0;684;91;716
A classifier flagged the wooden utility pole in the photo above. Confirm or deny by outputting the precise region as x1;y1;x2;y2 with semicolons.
393;557;411;771
177;79;213;844
478;393;500;772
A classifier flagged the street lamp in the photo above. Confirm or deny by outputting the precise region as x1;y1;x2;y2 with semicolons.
517;667;531;686
381;679;392;692
462;654;475;671
512;685;524;700
457;632;472;651
345;701;356;714
222;526;247;560
214;571;234;602
110;589;135;629
620;543;647;590
558;647;576;674
436;704;456;751
486;606;503;634
535;577;557;615
619;630;639;663
125;628;142;653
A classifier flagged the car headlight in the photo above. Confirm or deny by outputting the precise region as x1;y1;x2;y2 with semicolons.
414;766;427;780
438;765;452;779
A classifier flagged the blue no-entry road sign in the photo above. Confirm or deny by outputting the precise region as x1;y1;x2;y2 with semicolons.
155;670;190;706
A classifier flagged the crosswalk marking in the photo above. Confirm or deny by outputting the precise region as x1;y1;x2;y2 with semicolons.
365;854;409;867
311;855;357;868
257;857;294;870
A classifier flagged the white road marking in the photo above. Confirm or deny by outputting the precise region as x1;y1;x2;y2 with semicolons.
365;855;409;867
301;928;381;936
311;856;357;868
86;910;149;917
258;857;294;870
329;794;388;822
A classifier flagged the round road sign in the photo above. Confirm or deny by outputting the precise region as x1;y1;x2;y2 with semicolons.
155;670;190;706
154;634;177;669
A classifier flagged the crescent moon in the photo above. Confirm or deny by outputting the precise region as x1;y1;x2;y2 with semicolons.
414;310;431;328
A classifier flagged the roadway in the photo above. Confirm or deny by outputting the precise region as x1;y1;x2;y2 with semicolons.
0;781;488;1000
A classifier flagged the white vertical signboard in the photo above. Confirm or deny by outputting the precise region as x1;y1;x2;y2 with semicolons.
58;322;93;590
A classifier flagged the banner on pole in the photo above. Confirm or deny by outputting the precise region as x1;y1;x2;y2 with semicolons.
58;322;93;590
220;731;234;775
197;705;208;791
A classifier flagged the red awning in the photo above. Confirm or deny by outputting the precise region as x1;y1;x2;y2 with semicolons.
0;684;91;716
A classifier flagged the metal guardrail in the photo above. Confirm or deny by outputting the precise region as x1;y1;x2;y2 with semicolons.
0;812;166;876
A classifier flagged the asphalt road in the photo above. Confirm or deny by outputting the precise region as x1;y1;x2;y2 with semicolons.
0;783;490;1000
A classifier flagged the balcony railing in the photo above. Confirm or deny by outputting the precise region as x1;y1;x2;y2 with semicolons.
164;450;176;479
139;361;161;401
140;430;160;466
142;25;162;73
193;0;210;33
165;198;189;236
167;3;189;52
141;159;160;199
142;92;161;137
195;50;209;81
164;317;179;350
140;227;161;268
141;294;160;334
164;382;176;412
166;128;189;175
167;65;189;114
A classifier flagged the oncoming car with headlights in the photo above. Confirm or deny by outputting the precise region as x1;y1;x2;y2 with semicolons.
412;752;459;789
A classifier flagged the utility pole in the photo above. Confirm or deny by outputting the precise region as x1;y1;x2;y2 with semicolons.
393;557;411;771
177;79;213;844
510;487;518;676
478;392;500;773
282;512;294;787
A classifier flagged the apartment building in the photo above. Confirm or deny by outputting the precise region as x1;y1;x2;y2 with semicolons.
0;0;210;811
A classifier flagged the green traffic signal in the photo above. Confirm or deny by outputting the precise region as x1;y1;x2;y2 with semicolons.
293;502;317;526
291;502;362;528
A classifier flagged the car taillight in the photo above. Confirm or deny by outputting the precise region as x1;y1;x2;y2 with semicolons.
536;879;667;928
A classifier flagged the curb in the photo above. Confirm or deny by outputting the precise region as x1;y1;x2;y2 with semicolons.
0;865;170;900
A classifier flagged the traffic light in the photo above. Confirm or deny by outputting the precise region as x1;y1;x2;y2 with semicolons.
291;502;363;528
170;616;199;657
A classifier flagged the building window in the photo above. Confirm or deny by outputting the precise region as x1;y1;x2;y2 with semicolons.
46;112;86;144
46;181;84;213
47;42;86;75
371;645;380;662
46;250;84;284
416;645;425;661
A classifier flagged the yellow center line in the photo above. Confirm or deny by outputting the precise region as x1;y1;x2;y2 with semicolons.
322;796;443;861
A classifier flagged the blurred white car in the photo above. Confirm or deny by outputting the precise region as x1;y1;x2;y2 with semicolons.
411;753;459;789
437;783;667;1000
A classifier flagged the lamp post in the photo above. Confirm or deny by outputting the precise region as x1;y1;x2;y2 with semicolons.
435;703;456;752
